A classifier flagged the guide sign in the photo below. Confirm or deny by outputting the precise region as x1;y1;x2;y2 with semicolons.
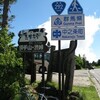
51;14;84;27
51;0;85;40
51;27;85;40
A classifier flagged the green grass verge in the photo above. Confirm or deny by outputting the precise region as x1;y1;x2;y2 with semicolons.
73;86;100;100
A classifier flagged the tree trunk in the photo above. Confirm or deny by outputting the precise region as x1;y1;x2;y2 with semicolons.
2;0;10;29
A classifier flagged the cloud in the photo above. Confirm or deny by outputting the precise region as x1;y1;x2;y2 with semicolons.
38;15;100;62
38;17;70;49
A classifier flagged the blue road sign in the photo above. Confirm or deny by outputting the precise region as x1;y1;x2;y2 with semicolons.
51;27;85;40
53;29;61;38
68;0;83;14
52;1;66;15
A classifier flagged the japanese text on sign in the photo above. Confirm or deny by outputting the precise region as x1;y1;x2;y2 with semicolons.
51;27;85;40
51;14;84;27
18;28;47;43
18;44;44;52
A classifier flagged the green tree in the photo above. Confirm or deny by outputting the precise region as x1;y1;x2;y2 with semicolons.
82;54;86;68
97;59;100;66
75;55;84;69
0;0;16;29
0;0;24;99
92;61;97;66
0;29;24;100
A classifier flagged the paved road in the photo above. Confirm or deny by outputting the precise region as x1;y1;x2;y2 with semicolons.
89;69;100;84
26;70;92;86
89;69;100;97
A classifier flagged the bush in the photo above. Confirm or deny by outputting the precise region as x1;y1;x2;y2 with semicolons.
0;29;25;99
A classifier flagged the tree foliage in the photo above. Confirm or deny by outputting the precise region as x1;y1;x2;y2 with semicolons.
97;59;100;66
75;55;84;69
0;0;16;29
92;59;100;68
0;0;24;99
0;29;24;99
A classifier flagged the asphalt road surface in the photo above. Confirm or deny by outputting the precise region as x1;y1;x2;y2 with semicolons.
89;69;100;84
89;69;100;97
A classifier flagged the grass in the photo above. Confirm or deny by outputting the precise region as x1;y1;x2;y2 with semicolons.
73;86;100;100
24;78;100;100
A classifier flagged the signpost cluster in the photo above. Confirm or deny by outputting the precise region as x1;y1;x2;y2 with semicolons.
51;0;85;99
51;0;85;40
18;28;47;52
18;28;48;83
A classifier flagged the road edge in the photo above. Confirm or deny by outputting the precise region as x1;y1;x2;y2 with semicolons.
88;70;100;98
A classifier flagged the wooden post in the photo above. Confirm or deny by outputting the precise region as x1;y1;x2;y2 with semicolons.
31;53;36;83
64;40;77;94
46;46;55;82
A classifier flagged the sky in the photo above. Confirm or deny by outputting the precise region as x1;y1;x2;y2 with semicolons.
10;0;100;62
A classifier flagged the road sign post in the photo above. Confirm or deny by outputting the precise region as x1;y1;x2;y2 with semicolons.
52;1;66;100
65;0;85;95
51;0;85;99
18;28;48;84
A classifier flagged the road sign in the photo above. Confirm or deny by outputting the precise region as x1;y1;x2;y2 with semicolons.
52;1;66;15
18;28;47;43
51;27;85;40
51;14;84;27
68;0;83;14
18;44;44;52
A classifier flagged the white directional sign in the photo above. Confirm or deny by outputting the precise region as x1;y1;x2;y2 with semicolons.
51;27;85;40
18;28;47;43
51;14;84;27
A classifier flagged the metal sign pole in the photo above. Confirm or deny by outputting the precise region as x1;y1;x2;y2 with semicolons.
31;51;35;83
42;52;45;82
58;40;61;96
42;45;45;93
22;52;25;86
52;2;66;100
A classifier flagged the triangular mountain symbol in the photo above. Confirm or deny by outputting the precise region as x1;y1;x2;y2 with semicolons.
68;0;83;14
